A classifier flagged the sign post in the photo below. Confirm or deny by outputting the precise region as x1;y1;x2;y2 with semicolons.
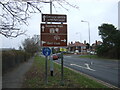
61;51;64;85
41;13;67;85
45;56;48;84
50;48;54;76
42;47;51;84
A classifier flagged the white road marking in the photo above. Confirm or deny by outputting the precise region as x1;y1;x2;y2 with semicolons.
85;63;96;71
70;63;96;71
65;56;71;58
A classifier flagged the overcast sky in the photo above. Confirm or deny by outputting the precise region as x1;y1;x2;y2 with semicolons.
0;0;119;49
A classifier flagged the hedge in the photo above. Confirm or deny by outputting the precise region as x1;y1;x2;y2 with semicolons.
2;50;31;74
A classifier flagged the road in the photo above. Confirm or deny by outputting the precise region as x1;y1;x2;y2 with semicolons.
55;54;120;88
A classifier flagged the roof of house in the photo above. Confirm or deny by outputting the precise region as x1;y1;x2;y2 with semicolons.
92;41;102;46
68;41;86;47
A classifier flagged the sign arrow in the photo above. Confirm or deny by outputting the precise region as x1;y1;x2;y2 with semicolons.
43;15;46;21
61;39;66;42
42;25;45;32
42;41;46;44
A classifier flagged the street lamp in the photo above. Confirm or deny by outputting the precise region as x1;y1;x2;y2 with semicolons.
81;20;91;56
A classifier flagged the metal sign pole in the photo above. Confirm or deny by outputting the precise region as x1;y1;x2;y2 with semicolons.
50;58;53;76
45;56;48;84
61;52;64;85
50;0;54;76
42;47;51;84
50;48;54;76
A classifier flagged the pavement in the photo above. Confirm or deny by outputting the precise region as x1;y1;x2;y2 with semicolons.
2;57;34;88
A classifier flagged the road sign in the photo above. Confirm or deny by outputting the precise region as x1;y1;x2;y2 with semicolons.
60;48;67;52
42;14;67;22
42;47;51;56
41;24;67;47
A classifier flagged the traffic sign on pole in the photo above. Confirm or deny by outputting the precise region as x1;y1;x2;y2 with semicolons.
42;47;51;56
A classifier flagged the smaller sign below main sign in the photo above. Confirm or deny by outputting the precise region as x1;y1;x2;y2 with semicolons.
42;14;67;22
42;47;51;56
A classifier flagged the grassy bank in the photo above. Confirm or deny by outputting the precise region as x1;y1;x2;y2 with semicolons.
22;55;108;88
79;55;100;59
79;55;118;61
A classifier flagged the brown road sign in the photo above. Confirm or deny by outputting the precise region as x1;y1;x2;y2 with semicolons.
41;24;67;47
42;14;67;22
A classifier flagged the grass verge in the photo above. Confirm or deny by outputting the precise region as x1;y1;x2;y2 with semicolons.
79;55;100;59
22;55;108;88
79;55;118;61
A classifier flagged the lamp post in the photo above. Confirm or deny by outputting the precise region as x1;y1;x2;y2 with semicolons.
81;20;91;56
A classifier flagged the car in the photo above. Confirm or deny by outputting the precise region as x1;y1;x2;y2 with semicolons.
56;53;62;59
51;54;58;60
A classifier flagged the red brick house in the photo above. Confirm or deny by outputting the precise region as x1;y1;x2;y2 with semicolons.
91;40;102;53
67;41;87;54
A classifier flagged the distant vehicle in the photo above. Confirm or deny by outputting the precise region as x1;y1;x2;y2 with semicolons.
51;54;58;60
90;51;97;55
56;53;62;59
74;50;79;54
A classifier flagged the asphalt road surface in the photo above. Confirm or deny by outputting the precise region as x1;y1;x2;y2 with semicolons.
55;54;120;88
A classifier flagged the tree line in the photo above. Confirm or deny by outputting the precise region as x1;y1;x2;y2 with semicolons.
97;23;120;60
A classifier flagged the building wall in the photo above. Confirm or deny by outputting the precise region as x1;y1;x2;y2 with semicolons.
118;1;120;30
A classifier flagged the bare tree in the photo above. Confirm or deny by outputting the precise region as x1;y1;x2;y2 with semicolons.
0;0;79;38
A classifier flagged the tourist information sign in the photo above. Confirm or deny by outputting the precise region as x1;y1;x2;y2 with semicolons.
41;24;67;47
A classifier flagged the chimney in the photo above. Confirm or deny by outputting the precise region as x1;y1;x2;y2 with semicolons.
71;41;73;44
84;40;86;45
96;40;97;45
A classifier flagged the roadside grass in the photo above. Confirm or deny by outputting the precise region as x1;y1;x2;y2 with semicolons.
79;55;100;59
79;55;118;61
22;55;108;88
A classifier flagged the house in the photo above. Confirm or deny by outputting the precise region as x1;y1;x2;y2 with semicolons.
67;41;87;55
91;40;102;53
53;40;102;55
